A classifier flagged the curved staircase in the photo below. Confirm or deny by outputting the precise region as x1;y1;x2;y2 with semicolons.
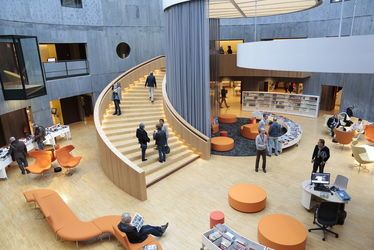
101;69;199;186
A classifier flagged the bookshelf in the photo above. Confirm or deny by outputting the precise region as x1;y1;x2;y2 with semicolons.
201;224;272;250
242;91;320;118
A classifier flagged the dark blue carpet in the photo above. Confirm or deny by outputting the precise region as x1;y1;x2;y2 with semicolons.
211;118;257;156
211;117;286;157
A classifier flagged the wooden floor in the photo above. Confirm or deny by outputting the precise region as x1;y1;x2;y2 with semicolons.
1;104;374;249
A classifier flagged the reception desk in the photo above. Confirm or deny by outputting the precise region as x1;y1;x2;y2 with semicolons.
301;180;348;210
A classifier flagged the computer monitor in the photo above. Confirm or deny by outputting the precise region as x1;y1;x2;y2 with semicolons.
311;173;330;185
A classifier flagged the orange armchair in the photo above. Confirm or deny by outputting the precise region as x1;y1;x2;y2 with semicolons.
241;123;259;140
334;128;356;148
55;145;82;175
26;150;52;175
112;226;162;250
365;124;374;143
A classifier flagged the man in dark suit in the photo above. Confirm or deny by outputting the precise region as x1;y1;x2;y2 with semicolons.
145;72;157;103
33;123;46;150
8;137;29;175
117;212;168;244
153;124;167;162
136;123;150;162
311;139;330;173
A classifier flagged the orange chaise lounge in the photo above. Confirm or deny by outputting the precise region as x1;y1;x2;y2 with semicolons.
55;145;82;174
24;189;162;249
26;150;52;174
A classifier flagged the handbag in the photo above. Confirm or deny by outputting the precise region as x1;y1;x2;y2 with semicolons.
165;145;170;154
54;167;62;173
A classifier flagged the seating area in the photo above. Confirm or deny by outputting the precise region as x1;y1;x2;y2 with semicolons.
334;128;357;148
23;189;161;249
240;123;259;140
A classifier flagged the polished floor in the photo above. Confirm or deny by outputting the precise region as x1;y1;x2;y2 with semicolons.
1;103;374;249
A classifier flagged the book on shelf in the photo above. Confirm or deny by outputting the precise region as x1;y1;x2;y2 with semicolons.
220;238;232;250
143;245;157;250
208;230;222;241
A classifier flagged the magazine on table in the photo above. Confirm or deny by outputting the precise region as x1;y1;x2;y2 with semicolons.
131;213;144;232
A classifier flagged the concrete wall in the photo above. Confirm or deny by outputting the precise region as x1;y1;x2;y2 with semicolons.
219;0;374;121
0;0;164;126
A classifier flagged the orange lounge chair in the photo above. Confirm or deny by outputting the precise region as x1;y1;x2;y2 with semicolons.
26;150;52;174
365;124;374;143
113;226;163;250
240;123;259;140
55;145;82;174
334;128;356;148
23;189;131;248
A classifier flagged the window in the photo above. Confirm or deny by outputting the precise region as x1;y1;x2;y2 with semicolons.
0;35;47;100
116;43;131;59
61;0;82;8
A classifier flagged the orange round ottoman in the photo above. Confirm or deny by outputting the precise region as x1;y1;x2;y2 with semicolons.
211;137;234;152
258;214;307;250
210;211;225;228
228;184;266;213
219;114;237;124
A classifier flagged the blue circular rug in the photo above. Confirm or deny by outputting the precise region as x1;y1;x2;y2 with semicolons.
211;117;286;157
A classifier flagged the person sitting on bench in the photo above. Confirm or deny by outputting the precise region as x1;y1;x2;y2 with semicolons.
117;212;168;243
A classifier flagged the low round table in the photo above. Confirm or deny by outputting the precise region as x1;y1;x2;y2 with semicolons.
211;137;234;152
218;114;237;124
228;184;267;213
258;214;307;250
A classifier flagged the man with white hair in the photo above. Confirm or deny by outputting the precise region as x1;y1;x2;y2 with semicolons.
117;212;168;243
255;128;268;173
8;137;29;175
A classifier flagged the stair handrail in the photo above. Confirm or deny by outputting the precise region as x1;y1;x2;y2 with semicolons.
94;55;165;201
162;76;211;159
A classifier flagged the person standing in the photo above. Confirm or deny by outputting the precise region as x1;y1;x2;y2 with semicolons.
33;124;46;150
258;114;268;132
311;139;330;173
136;123;150;162
112;82;121;116
153;124;167;163
255;128;268;173
8;137;29;175
145;72;157;103
219;86;229;108
159;119;169;146
227;45;233;54
268;117;282;156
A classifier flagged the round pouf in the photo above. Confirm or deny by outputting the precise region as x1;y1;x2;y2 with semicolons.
220;131;228;137
258;214;307;250
228;184;266;213
211;137;234;152
210;211;225;228
219;114;237;124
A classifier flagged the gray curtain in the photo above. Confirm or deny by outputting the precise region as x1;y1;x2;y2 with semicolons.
165;0;211;136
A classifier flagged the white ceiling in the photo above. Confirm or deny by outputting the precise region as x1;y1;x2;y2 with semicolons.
209;0;321;18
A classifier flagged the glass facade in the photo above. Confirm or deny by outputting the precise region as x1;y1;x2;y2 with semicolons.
0;36;46;100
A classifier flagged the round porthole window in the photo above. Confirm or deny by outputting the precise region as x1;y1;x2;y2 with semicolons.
116;42;131;58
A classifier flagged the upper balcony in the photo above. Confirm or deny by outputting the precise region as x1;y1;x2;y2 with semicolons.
39;43;89;81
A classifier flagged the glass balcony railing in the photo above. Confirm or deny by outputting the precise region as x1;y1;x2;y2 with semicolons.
43;60;89;80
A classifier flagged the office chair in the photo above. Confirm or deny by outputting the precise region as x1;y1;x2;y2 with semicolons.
333;175;348;190
309;202;339;241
